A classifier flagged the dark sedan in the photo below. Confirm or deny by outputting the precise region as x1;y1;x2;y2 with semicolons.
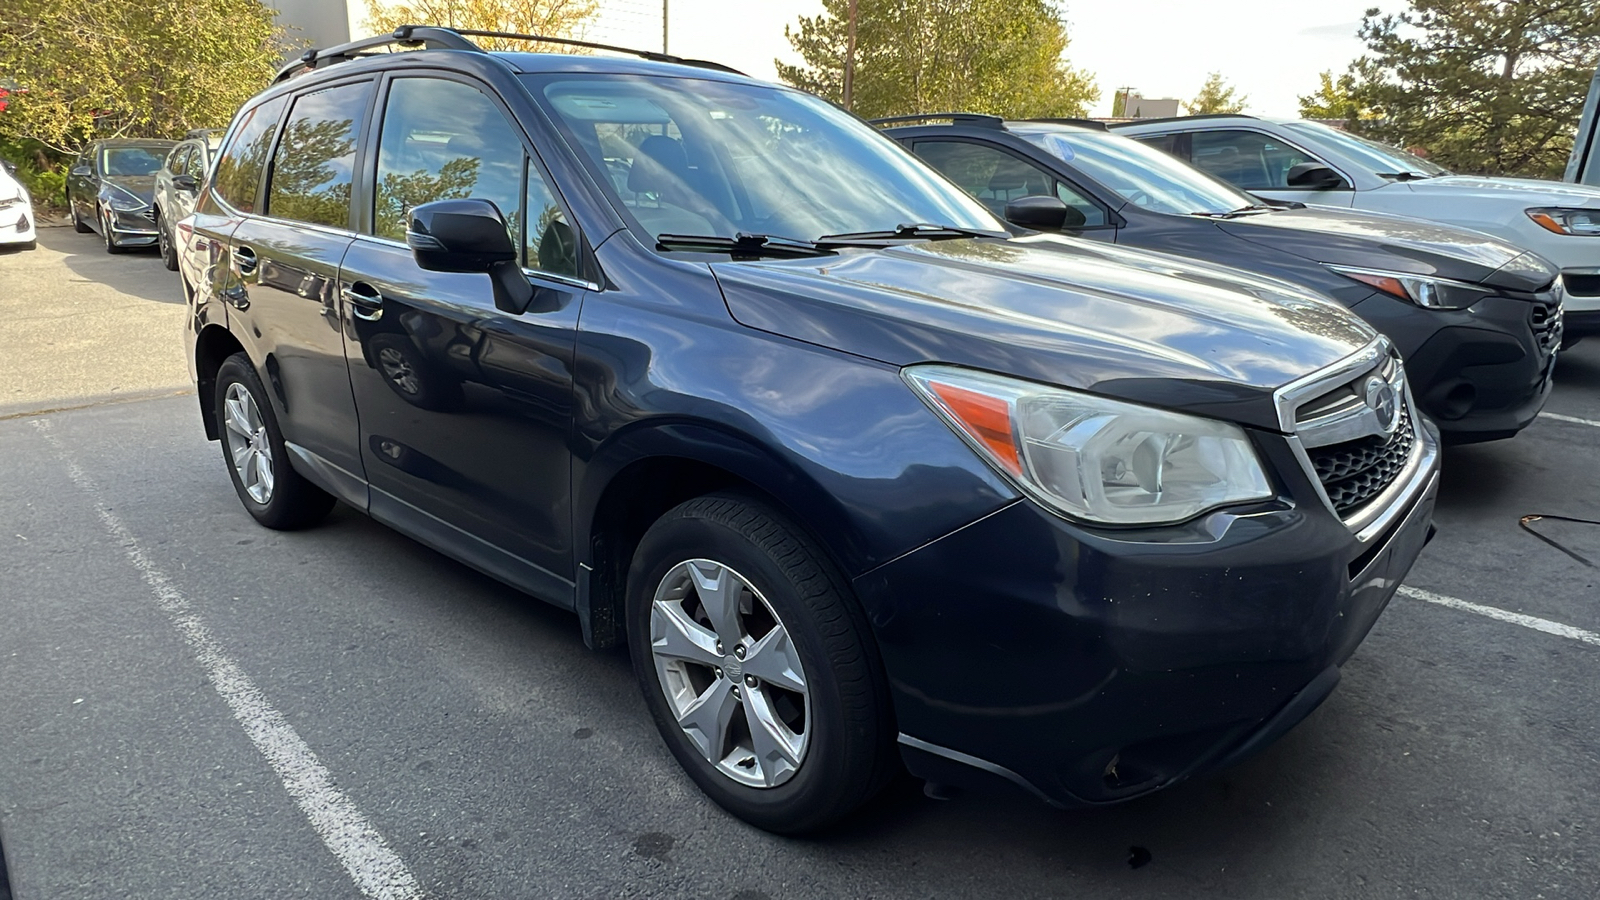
65;138;176;253
882;116;1564;444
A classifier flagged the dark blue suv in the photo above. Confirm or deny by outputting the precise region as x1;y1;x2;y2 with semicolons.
178;27;1440;833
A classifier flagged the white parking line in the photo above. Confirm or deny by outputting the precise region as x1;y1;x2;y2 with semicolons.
32;419;427;900
1399;585;1600;648
1542;411;1600;429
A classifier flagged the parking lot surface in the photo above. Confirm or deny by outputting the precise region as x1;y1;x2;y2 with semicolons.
2;226;1598;898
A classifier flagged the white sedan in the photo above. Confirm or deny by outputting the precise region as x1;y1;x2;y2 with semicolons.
0;162;37;250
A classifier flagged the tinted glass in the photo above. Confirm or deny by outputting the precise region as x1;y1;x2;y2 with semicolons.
1282;121;1451;177
187;145;208;178
1189;130;1320;190
914;140;1106;227
373;78;524;243
165;146;191;175
1022;129;1256;215
527;73;1001;242
266;81;371;229
525;166;578;277
214;95;288;213
101;147;165;177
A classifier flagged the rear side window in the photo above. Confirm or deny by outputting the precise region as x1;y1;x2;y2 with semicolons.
373;78;525;243
267;81;372;229
213;95;287;214
1189;130;1320;190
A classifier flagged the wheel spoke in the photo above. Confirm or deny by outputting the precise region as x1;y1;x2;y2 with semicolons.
743;686;804;786
687;560;742;644
741;623;807;694
651;601;724;667
240;447;258;487
676;678;739;764
223;396;252;438
255;449;274;495
230;439;253;469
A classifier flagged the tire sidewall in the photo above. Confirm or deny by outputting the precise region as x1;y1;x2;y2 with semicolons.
214;355;302;528
626;501;874;831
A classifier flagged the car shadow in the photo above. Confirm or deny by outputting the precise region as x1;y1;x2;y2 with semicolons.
43;226;184;305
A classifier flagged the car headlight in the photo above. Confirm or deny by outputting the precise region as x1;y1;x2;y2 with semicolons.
906;366;1273;526
106;189;146;212
1326;264;1492;310
1527;207;1600;236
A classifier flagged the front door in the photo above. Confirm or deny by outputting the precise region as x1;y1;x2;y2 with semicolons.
340;73;588;595
1186;129;1356;208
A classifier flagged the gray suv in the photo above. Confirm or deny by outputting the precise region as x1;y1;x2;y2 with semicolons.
154;129;222;269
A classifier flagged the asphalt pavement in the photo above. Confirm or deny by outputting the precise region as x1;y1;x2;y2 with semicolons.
2;226;1599;898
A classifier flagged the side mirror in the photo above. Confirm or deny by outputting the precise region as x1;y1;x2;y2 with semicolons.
71;165;93;178
1004;195;1077;231
407;198;535;315
173;173;199;192
1286;162;1347;190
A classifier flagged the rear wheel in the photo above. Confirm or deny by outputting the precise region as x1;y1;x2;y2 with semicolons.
214;353;335;530
627;493;896;833
157;209;178;270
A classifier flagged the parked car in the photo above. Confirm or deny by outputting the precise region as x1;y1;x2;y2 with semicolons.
181;26;1439;833
1110;115;1600;345
154;130;223;269
0;160;37;250
881;115;1564;444
64;138;176;253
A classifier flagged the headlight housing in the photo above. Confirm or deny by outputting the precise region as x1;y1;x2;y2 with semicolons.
106;188;146;212
1527;207;1600;236
1326;264;1492;310
905;366;1274;526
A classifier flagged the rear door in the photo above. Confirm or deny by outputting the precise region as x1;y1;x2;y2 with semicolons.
224;78;374;496
338;72;588;598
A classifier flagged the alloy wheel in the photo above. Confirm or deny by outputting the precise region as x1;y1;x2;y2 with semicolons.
222;383;275;504
649;559;810;789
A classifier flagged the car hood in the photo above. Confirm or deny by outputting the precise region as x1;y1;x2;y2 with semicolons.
713;236;1376;431
102;175;157;204
1406;174;1600;208
1216;205;1557;292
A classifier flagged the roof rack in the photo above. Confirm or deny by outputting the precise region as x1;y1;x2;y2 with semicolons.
869;113;1004;130
1019;117;1108;131
272;25;744;85
1106;113;1257;128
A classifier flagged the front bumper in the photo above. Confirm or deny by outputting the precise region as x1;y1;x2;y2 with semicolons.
106;206;159;245
854;422;1441;808
0;202;33;245
1350;292;1557;443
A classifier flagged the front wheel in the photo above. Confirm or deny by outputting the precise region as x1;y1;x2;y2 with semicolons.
157;210;178;270
627;493;896;833
100;209;126;254
214;353;335;530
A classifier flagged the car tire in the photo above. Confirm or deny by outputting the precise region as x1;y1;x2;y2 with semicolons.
214;353;335;530
100;209;126;254
157;209;178;270
71;204;92;234
626;493;896;834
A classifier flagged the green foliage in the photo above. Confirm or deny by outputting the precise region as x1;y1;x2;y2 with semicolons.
363;0;597;51
1186;72;1247;115
0;0;292;154
1342;0;1600;178
0;136;67;209
1298;71;1366;121
777;0;1098;119
1110;88;1138;118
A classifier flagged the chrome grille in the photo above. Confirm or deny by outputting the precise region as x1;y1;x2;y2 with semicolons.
1531;301;1562;355
1308;404;1415;517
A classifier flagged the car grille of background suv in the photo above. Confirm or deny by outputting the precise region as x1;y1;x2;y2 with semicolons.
1564;273;1600;297
1307;404;1415;518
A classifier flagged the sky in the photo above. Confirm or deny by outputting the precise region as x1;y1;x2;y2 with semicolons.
568;0;1392;119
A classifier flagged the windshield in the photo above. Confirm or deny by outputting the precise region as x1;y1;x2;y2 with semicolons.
525;73;1003;243
1019;129;1259;216
1282;122;1451;177
101;147;166;177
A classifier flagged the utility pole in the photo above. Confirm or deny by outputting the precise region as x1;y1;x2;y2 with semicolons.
843;0;858;111
663;0;669;54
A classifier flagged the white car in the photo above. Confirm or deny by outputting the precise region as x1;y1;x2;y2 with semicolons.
0;162;37;250
1112;115;1600;344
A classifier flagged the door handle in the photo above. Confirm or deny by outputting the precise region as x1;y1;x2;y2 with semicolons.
234;245;259;277
341;282;385;322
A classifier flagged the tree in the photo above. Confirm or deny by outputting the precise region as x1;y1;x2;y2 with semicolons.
777;0;1098;120
0;0;290;153
1111;87;1138;117
1298;70;1366;121
1186;72;1247;114
363;0;597;52
1343;0;1600;178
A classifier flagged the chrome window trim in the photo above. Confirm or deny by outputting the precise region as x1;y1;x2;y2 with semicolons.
353;234;603;293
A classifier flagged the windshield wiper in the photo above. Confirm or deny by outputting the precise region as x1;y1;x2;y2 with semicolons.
1192;204;1280;218
1376;171;1432;181
814;223;1009;246
655;232;829;257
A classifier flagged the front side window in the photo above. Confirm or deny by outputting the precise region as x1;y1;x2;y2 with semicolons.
373;78;525;243
528;73;1001;243
266;81;371;229
1189;130;1321;190
1022;129;1257;216
165;146;192;176
914;139;1107;227
214;95;288;213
